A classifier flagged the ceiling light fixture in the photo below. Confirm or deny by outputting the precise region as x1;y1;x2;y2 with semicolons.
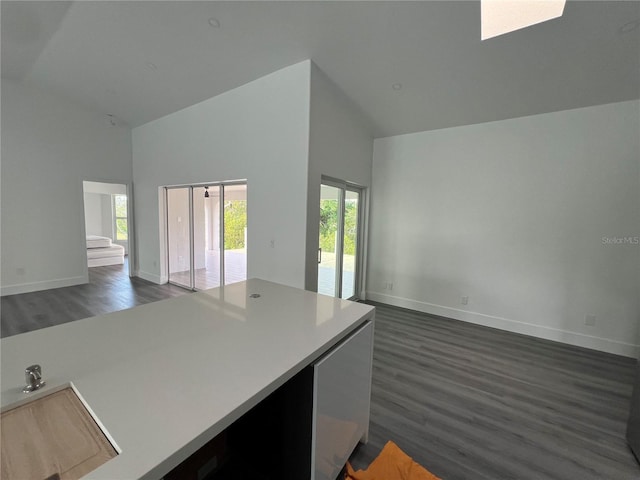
392;83;402;91
208;17;221;28
619;19;640;34
106;114;117;126
145;62;157;71
481;0;566;40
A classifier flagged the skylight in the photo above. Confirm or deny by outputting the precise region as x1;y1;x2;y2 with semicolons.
481;0;566;40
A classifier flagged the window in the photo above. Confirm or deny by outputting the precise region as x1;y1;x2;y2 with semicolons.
112;194;128;241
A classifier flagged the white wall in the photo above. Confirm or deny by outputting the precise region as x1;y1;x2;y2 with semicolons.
1;80;132;295
83;193;104;236
82;192;115;240
101;195;113;241
305;63;374;294
368;100;640;357
83;181;126;196
132;61;311;288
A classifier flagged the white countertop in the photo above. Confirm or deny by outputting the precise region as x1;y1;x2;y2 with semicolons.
1;279;375;480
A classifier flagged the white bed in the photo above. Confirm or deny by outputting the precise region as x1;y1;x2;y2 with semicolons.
86;236;125;267
86;235;113;249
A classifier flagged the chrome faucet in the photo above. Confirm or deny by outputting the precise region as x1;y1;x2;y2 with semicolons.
23;364;45;393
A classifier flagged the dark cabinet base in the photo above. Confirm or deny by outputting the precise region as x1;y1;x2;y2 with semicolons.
167;366;314;480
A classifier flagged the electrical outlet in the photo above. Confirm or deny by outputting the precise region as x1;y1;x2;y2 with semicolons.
16;267;25;276
388;283;393;291
383;282;388;290
461;296;469;305
585;314;596;326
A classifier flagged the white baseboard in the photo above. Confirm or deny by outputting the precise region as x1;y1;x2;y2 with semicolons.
136;270;163;285
366;291;639;358
1;275;87;296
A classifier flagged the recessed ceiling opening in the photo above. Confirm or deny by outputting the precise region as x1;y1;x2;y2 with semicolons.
481;0;566;40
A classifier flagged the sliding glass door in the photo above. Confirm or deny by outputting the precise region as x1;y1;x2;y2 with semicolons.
341;189;360;299
223;184;248;286
318;179;364;299
167;187;192;289
166;182;247;291
194;185;221;290
318;185;341;297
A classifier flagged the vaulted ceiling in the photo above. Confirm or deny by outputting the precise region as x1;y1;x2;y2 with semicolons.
2;1;639;137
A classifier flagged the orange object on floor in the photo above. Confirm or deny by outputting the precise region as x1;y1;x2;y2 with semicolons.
345;441;442;480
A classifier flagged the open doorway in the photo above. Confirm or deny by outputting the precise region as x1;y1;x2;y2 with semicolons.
82;181;131;278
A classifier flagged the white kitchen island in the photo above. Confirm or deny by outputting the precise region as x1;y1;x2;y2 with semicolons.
1;279;375;480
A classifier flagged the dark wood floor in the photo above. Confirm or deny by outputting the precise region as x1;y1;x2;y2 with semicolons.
1;263;191;338
349;302;639;480
2;272;638;479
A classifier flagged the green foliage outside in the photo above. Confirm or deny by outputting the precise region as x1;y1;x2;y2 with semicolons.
224;201;247;250
115;218;128;240
114;195;127;217
319;199;358;255
114;195;128;240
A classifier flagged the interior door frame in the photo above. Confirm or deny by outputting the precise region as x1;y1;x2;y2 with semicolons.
81;179;135;279
320;176;365;300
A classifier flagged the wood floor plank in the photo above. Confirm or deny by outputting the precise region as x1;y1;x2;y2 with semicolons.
1;263;190;338
3;275;638;479
349;302;639;480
